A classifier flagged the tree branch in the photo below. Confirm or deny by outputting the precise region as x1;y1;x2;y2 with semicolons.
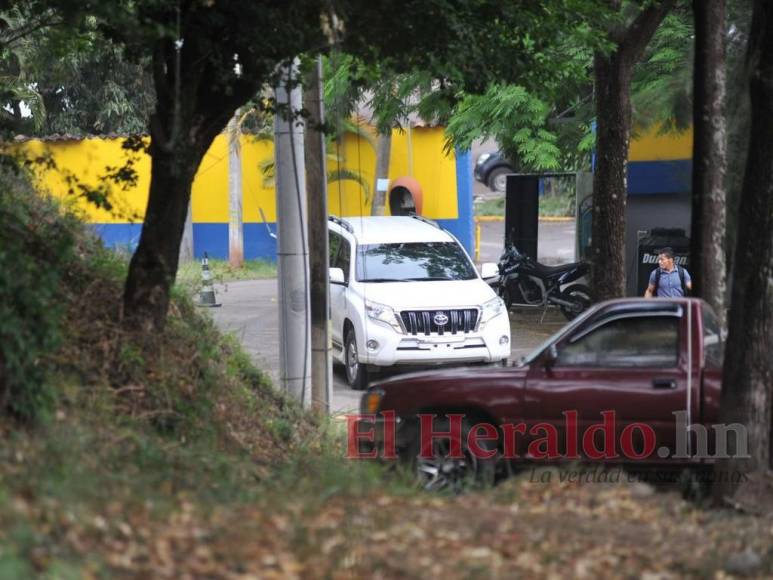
619;0;677;67
0;12;64;50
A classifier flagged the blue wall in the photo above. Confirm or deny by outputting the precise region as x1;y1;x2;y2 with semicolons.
627;159;692;195
442;147;474;254
93;222;278;261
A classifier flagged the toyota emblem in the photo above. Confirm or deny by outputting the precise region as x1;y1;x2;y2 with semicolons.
433;312;449;326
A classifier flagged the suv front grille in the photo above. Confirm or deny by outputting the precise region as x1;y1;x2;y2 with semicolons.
400;309;479;336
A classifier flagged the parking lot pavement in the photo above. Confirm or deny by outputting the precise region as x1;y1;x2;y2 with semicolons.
208;213;576;415
209;278;569;416
478;219;576;265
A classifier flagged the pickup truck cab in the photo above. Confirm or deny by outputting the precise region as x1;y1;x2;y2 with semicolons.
357;298;725;490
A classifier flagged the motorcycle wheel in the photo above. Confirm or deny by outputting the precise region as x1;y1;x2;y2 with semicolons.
559;284;592;320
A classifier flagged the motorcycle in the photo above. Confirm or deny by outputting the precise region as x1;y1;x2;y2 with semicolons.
489;245;592;321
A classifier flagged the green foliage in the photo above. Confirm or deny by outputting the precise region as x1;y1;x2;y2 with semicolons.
474;189;575;218
0;164;76;422
632;7;694;133
175;259;277;297
1;5;154;136
447;85;562;171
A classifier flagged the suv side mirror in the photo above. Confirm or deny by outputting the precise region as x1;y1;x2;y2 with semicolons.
544;344;558;368
330;267;345;285
480;262;498;279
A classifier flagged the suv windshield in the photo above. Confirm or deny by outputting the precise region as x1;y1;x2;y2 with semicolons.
356;242;477;282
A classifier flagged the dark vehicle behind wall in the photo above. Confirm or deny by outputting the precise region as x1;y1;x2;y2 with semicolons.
474;152;515;193
356;298;725;491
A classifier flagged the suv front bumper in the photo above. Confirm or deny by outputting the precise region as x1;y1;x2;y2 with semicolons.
358;312;511;367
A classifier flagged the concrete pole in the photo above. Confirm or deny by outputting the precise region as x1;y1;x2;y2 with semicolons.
303;56;332;413
371;133;391;215
228;109;244;268
273;60;311;406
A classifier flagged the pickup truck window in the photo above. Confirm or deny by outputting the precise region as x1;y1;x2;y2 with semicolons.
355;242;477;282
702;307;723;369
329;231;342;267
557;316;679;368
328;231;351;283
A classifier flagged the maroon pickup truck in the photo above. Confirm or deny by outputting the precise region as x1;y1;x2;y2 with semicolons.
354;298;726;490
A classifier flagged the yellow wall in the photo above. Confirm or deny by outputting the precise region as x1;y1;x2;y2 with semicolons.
20;125;459;224
329;126;458;219
629;125;693;161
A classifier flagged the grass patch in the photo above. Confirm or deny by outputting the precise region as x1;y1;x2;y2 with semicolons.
0;182;410;575
474;193;575;218
175;258;277;297
474;196;506;216
539;193;576;217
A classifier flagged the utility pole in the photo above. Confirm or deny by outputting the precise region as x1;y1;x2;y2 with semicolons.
273;60;311;406
371;134;391;215
304;56;332;413
228;109;245;268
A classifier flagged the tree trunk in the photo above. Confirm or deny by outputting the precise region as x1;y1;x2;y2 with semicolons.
178;203;194;264
591;51;631;301
713;0;773;504
691;0;728;329
123;143;203;331
590;0;675;301
371;132;391;216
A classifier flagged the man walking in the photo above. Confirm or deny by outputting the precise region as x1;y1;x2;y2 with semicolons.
644;247;692;298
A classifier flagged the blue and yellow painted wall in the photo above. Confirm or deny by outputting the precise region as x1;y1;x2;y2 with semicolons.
21;125;473;259
628;125;692;194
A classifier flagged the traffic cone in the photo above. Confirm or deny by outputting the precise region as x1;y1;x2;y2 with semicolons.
198;252;221;307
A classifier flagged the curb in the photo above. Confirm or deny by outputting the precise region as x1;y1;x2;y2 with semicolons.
539;216;574;222
474;215;574;222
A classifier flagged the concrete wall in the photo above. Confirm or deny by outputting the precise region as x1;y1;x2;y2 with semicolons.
20;125;472;259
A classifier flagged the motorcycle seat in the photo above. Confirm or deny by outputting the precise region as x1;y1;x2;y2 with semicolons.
531;261;584;278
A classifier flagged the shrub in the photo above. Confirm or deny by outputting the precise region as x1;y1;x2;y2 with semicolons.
0;165;77;422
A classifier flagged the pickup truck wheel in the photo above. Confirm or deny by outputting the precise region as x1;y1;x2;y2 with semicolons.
344;329;368;390
403;417;497;492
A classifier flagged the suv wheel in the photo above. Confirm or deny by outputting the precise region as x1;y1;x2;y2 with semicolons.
345;328;368;390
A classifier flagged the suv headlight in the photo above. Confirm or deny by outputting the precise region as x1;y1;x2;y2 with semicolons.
480;296;506;324
365;300;403;333
476;152;492;166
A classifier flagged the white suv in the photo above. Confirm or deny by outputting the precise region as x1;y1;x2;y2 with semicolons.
328;215;511;389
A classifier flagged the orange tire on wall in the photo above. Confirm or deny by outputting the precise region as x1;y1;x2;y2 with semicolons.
388;176;423;216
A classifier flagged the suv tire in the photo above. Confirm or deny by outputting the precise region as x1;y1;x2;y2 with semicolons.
345;328;368;390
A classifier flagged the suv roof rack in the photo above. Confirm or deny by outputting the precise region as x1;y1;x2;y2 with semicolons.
328;215;354;233
411;215;441;229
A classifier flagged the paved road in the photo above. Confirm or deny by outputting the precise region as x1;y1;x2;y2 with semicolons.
209;278;567;415
478;219;576;265
209;220;576;416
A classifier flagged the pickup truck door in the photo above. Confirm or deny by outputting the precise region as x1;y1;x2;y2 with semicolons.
524;309;690;463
